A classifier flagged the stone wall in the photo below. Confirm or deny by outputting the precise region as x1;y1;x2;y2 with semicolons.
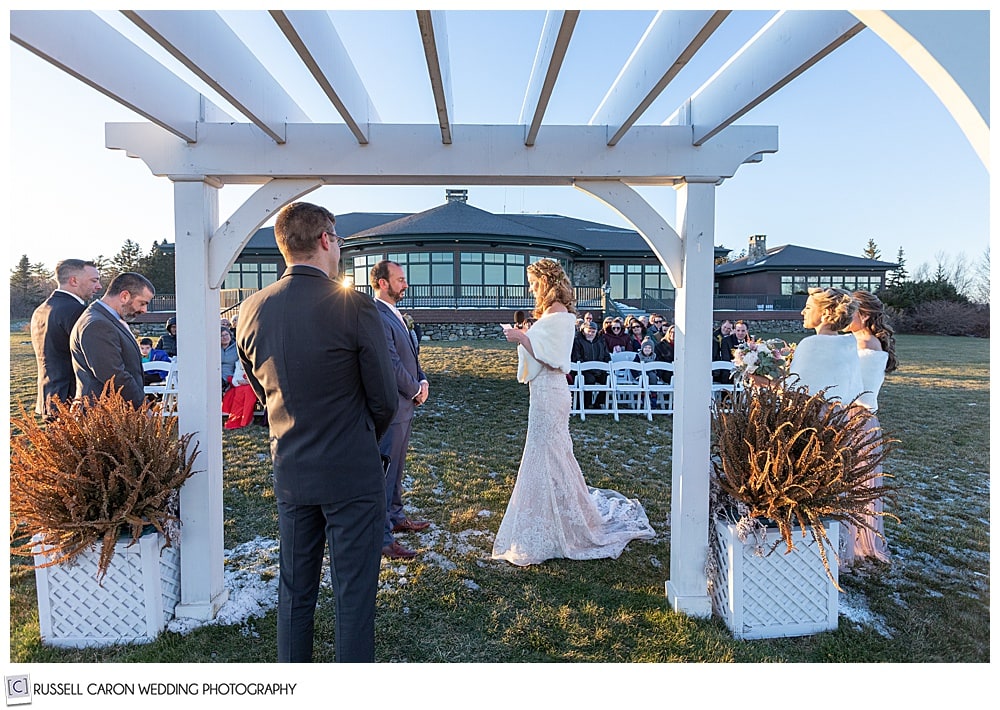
572;262;603;288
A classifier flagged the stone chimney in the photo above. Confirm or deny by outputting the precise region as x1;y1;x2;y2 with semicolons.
445;188;468;203
746;234;767;264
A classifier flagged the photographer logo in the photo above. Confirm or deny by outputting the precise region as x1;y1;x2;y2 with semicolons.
5;676;31;706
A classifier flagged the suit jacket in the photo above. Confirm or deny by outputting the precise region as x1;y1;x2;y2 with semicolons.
70;301;145;407
375;299;426;425
719;334;747;361
31;290;86;415
237;265;398;505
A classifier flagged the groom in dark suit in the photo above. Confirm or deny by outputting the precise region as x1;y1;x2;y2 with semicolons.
237;202;397;663
69;271;154;408
371;260;431;560
31;258;103;418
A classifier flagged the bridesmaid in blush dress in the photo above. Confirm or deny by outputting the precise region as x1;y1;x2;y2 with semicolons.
843;290;898;565
491;259;655;566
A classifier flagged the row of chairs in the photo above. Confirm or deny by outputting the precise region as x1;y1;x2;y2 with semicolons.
569;359;740;421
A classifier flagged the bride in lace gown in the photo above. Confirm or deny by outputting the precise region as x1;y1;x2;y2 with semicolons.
491;260;655;566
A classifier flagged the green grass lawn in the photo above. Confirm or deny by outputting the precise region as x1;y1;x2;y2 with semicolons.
7;330;990;663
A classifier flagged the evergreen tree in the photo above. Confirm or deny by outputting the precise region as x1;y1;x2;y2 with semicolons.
110;239;144;278
139;240;175;293
9;254;52;318
886;246;908;288
881;278;968;310
862;238;881;260
10;255;34;300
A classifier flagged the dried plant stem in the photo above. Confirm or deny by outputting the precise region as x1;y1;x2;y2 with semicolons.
711;381;898;589
10;381;200;580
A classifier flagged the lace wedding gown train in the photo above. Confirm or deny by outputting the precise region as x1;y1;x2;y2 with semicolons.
492;313;655;566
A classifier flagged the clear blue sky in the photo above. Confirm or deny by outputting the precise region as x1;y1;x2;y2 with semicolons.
5;7;991;277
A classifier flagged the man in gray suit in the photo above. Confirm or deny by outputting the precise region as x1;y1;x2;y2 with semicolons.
69;271;154;408
237;202;397;663
31;259;103;418
371;260;431;560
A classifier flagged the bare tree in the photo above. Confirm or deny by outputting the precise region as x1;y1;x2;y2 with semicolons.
971;246;990;304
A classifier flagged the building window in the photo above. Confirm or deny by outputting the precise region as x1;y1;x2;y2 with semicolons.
609;262;674;301
459;252;528;286
780;274;884;295
225;262;278;290
353;253;386;289
388;252;454;285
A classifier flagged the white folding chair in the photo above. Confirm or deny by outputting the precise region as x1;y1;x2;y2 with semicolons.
610;360;647;417
143;359;173;396
575;361;614;421
642;362;675;419
144;359;178;417
568;366;583;417
711;360;739;409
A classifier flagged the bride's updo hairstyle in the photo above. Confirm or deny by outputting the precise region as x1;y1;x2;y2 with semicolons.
853;290;898;373
527;259;577;320
807;286;857;331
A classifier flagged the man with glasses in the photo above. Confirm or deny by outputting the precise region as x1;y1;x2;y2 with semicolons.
236;202;397;662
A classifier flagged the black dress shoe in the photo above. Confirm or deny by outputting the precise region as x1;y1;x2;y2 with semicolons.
391;518;431;534
381;541;417;559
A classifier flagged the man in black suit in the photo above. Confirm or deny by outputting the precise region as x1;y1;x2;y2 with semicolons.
237;202;397;663
30;259;103;418
69;271;153;408
371;260;431;560
712;318;734;383
720;320;751;357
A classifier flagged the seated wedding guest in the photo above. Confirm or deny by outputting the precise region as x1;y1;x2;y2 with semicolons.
222;357;257;429
720;320;750;356
571;322;611;405
712;320;732;383
637;336;664;402
220;325;238;391
155;316;177;357
138;337;171;385
648;314;665;341
513;310;529;331
637;337;657;366
627;321;647;351
655;324;675;363
711;319;733;361
603;317;633;353
582;311;596;332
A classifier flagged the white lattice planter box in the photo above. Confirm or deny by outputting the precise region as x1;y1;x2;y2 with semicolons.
710;519;839;640
33;531;181;648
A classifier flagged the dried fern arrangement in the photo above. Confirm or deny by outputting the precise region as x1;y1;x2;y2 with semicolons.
710;380;897;586
10;381;200;581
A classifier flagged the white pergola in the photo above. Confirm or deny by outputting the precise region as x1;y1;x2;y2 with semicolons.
11;9;988;622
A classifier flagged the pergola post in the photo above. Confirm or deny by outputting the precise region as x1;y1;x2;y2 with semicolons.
665;177;718;617
172;178;229;620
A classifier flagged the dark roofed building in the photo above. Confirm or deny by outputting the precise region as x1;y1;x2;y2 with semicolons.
157;191;898;331
715;234;898;305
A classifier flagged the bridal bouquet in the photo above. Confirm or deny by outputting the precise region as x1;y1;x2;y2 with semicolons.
731;338;795;381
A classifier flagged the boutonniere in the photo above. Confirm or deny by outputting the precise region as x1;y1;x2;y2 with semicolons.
402;314;415;331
